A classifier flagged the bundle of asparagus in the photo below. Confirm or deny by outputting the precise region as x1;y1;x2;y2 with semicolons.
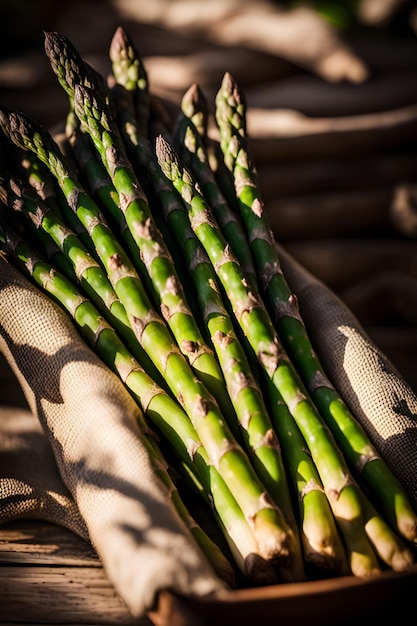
0;26;416;589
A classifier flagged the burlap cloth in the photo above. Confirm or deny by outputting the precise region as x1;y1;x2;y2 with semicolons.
0;255;225;620
1;240;417;618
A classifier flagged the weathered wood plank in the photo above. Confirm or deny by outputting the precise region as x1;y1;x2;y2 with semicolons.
0;520;97;566
0;521;151;625
0;565;137;623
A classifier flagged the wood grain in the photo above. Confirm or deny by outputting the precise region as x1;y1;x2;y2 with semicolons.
0;520;151;625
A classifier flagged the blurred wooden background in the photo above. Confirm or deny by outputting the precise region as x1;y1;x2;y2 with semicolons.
1;0;417;390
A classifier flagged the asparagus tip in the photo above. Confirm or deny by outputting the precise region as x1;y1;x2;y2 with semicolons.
0;108;34;152
155;134;178;174
109;25;129;61
182;82;203;108
221;71;234;91
180;82;208;126
43;29;66;57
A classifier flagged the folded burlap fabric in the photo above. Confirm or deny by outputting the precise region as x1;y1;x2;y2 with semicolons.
0;404;89;541
0;255;225;620
1;240;417;619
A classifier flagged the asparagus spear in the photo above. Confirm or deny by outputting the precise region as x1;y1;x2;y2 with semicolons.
133;133;305;581
171;114;348;568
173;95;259;294
44;30;136;218
44;27;235;420
177;81;241;217
155;133;417;577
44;30;109;106
0;216;240;585
0;167;165;388
265;377;348;573
109;81;202;305
0;106;295;566
74;83;241;426
140;438;237;586
105;81;302;569
15;150;78;284
42;30;112;261
108;25;151;138
179;82;209;144
64;108;156;298
359;484;415;572
215;71;417;546
106;68;195;310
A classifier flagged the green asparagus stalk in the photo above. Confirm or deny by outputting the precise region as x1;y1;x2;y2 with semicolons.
0;167;166;390
162;103;345;572
73;82;239;425
139;434;237;586
108;25;151;138
44;30;134;209
179;82;209;144
107;81;293;522
359;484;415;572
265;377;348;573
0;217;237;585
44;26;234;419
134;133;306;581
177;81;240;216
215;71;417;547
173;98;259;294
42;30;112;261
44;30;109;107
113;82;204;318
109;81;211;342
64;108;156;298
15;151;78;284
155;133;415;577
0;215;279;584
107;28;203;307
0;106;295;567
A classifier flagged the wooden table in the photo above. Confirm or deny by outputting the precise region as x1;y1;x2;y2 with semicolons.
0;519;151;625
2;518;417;626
